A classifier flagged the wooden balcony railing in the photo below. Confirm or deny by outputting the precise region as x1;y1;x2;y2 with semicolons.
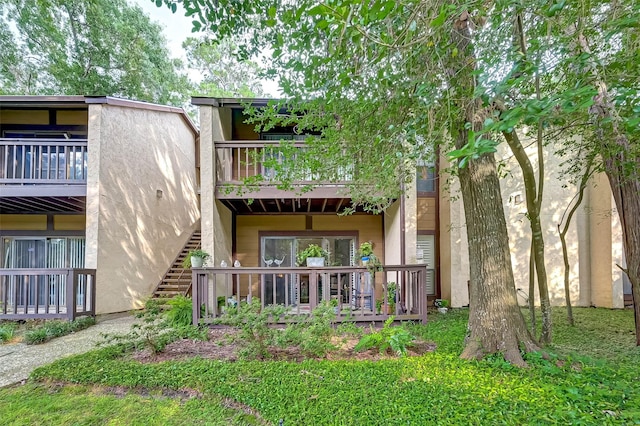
215;140;352;185
191;265;428;325
0;138;88;184
0;268;96;320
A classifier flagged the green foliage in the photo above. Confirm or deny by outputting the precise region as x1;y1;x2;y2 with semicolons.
214;299;287;359
295;244;329;266
182;249;211;268
357;241;374;257
166;296;194;328
434;299;450;309
335;319;364;338
0;383;261;425
100;299;207;354
0;323;17;343
354;317;416;356
0;0;191;106
23;316;96;345
183;36;266;98
28;308;640;424
274;301;337;357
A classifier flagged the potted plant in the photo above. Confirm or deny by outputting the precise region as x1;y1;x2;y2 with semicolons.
182;249;210;268
358;241;382;271
358;241;374;262
296;244;329;266
385;281;397;314
434;299;449;314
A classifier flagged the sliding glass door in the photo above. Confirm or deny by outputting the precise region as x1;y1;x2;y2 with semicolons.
1;237;85;308
260;235;356;305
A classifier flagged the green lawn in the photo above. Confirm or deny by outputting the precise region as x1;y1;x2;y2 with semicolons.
1;308;639;425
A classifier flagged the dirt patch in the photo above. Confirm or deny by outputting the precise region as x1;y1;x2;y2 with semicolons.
131;327;436;363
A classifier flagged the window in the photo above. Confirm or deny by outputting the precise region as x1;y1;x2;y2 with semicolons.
416;159;436;193
416;234;436;295
260;235;356;305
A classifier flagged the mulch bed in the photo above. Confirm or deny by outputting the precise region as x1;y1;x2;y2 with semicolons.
131;328;436;363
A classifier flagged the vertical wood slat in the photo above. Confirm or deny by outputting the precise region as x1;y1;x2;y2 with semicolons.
187;266;427;325
38;145;43;179
191;270;201;326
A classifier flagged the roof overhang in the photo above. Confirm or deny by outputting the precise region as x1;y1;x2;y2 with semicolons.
0;95;198;136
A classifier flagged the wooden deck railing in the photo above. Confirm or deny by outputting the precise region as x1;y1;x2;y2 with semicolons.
192;265;428;325
0;138;88;184
215;140;352;184
0;268;96;320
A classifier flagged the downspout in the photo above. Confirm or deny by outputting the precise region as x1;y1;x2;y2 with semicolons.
400;181;406;265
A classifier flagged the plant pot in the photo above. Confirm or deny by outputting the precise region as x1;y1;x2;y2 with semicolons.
306;257;325;267
191;256;204;268
438;307;448;314
361;256;370;265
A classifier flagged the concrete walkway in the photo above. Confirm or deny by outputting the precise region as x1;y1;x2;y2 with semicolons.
0;314;137;388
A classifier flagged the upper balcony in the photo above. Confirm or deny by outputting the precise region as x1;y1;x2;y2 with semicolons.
0;138;88;212
215;140;356;213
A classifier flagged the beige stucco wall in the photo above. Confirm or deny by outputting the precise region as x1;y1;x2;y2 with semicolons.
439;169;470;307
199;106;233;264
86;104;199;314
497;141;620;308
384;200;402;265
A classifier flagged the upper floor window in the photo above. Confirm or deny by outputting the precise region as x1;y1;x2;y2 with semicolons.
416;159;436;193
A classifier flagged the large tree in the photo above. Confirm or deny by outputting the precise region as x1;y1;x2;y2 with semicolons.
0;0;191;106
160;0;543;365
184;36;266;98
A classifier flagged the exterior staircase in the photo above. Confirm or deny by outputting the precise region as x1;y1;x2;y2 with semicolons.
152;230;201;299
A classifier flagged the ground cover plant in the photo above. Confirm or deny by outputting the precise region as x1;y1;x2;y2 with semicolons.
0;322;17;343
1;308;638;425
22;316;96;345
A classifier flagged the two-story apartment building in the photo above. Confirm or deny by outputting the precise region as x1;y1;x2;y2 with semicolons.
1;95;628;321
0;96;200;318
193;97;629;316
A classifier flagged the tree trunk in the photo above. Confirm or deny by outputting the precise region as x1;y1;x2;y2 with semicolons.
457;151;541;366
528;240;537;334
557;158;593;327
449;9;540;366
502;130;552;344
604;162;640;346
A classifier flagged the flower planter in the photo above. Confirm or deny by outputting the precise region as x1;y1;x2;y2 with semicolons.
306;257;325;267
191;256;204;268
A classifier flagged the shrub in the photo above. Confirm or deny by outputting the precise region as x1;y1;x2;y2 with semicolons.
275;301;338;357
166;296;193;327
354;316;416;356
0;323;17;343
23;316;96;345
215;299;287;359
100;298;207;354
23;327;49;345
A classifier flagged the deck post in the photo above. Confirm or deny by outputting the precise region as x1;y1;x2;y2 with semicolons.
66;269;77;321
420;267;428;324
191;270;200;326
309;270;318;311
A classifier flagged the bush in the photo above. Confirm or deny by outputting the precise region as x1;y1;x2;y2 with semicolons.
0;323;17;343
214;299;287;359
100;298;207;354
354;316;415;356
23;316;96;345
274;301;338;357
166;296;193;327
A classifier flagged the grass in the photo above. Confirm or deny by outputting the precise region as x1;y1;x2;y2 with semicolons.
1;307;639;425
